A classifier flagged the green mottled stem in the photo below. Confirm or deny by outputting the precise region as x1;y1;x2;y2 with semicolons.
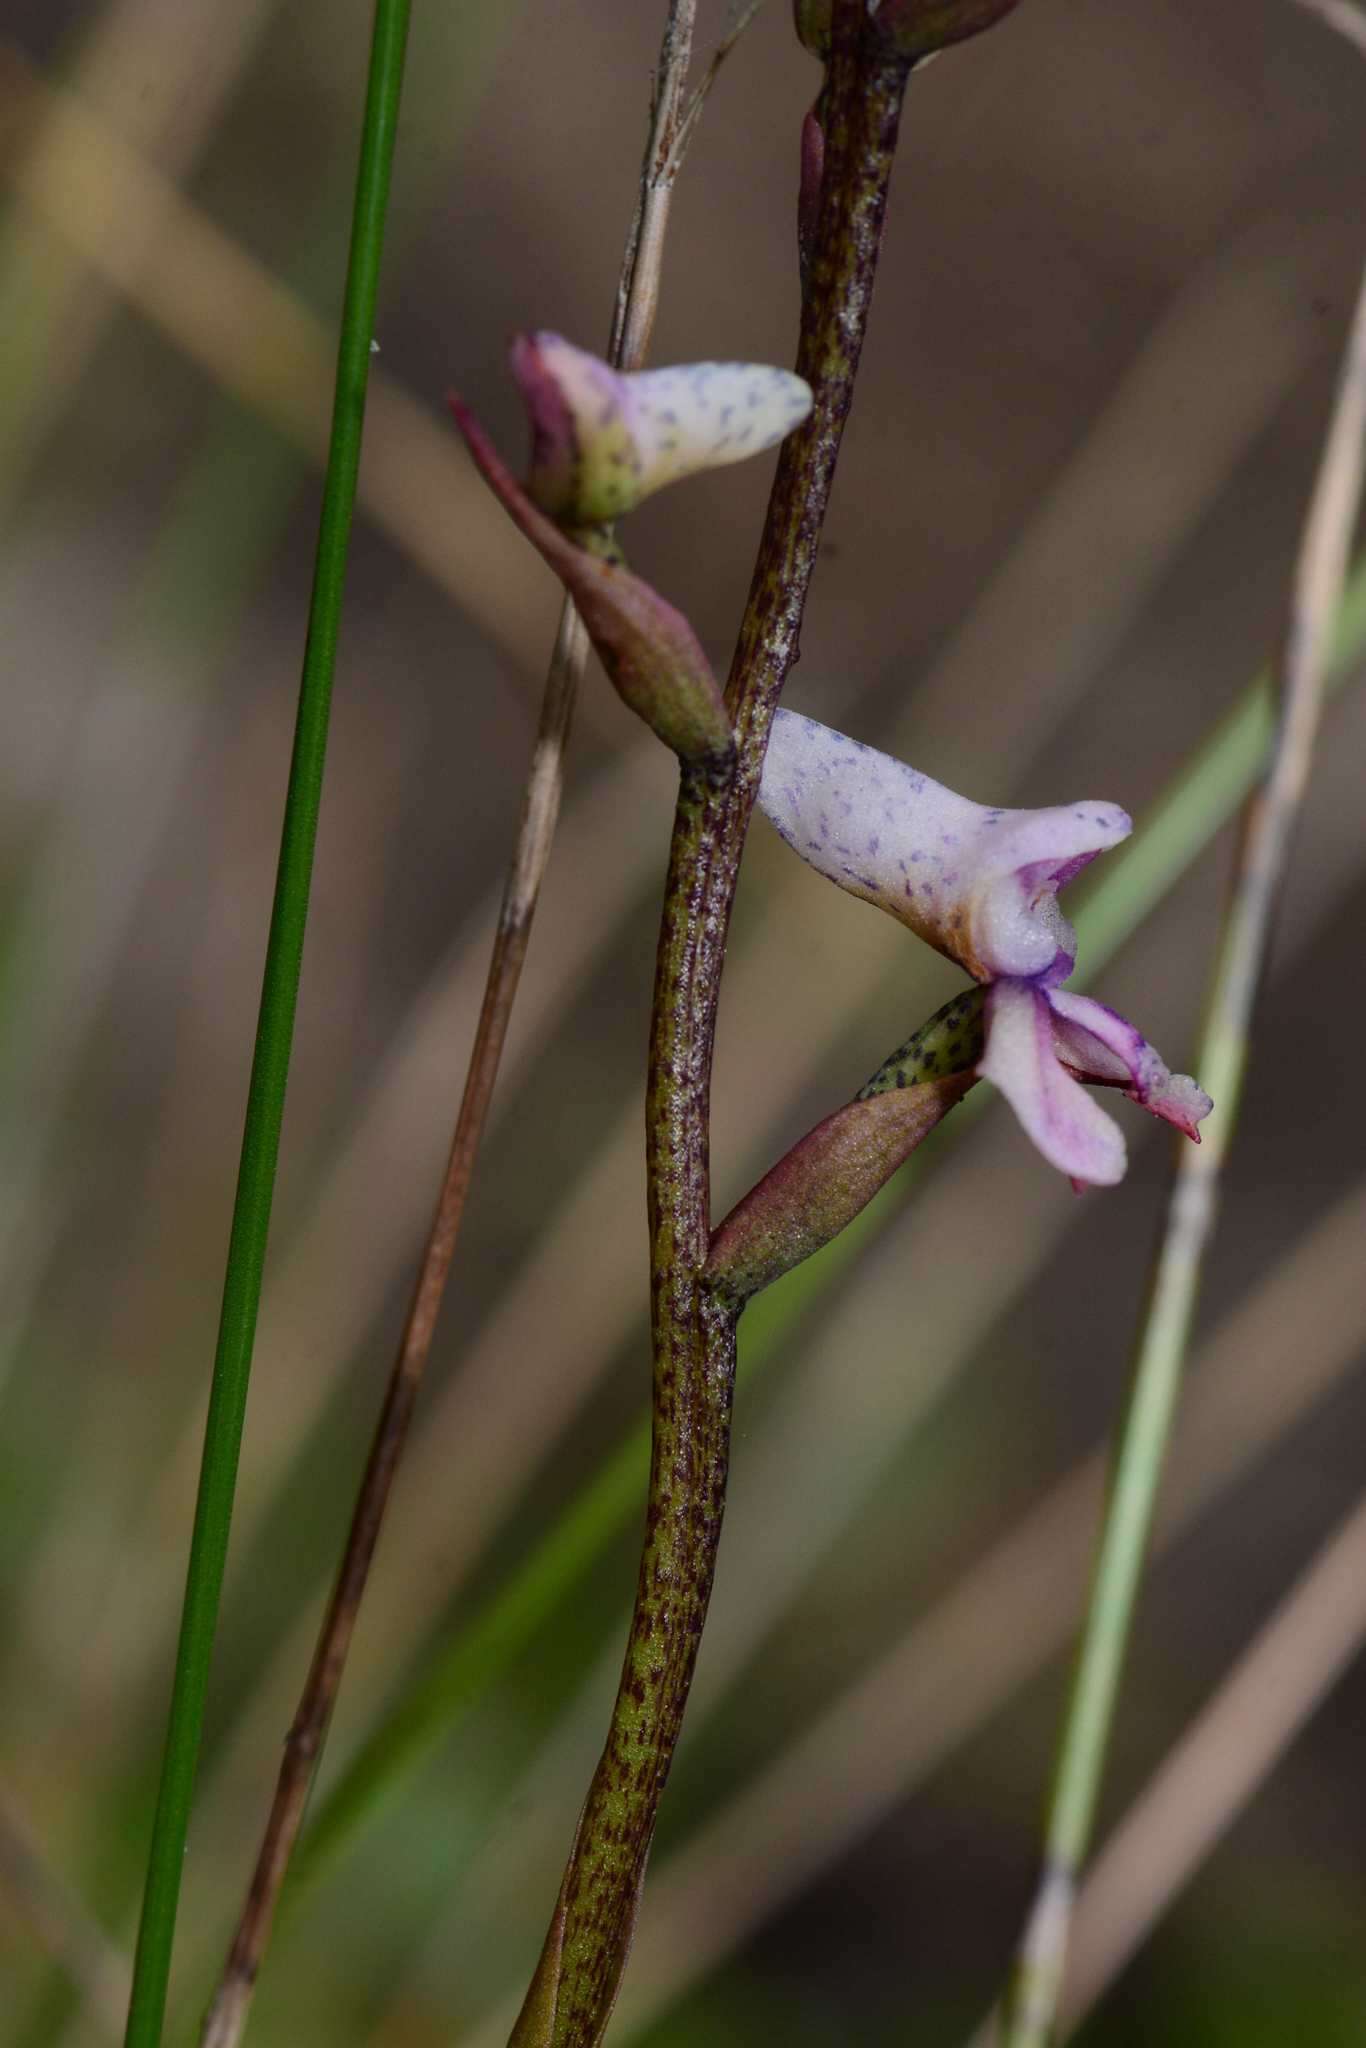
724;27;911;785
534;765;739;2046
514;12;914;2045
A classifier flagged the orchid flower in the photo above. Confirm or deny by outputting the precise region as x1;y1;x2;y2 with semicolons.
758;710;1211;1188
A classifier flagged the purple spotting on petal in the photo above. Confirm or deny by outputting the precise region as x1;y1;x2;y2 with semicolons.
757;710;1132;985
509;332;812;528
756;710;1210;1192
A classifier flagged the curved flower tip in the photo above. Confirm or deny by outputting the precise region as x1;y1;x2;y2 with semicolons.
981;981;1212;1190
759;709;1130;985
512;332;813;528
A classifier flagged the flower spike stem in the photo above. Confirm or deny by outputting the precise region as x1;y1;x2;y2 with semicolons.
997;258;1366;2048
509;12;915;2044
121;5;412;2046
195;7;715;2046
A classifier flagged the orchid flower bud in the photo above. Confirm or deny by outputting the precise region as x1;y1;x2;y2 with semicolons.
758;710;1211;1189
450;397;734;767
451;339;812;764
705;990;983;1308
513;333;813;530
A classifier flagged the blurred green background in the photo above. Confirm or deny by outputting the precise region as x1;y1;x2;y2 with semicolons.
4;1;1366;2043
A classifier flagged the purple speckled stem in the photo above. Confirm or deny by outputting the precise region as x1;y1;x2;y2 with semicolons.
515;13;913;2046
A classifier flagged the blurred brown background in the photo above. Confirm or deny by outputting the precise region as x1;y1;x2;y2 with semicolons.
4;1;1366;2042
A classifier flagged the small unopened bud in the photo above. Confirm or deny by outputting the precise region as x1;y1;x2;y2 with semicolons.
514;333;812;528
705;990;984;1308
793;0;1024;63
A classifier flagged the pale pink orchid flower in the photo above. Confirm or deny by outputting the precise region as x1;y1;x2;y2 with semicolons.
759;710;1211;1188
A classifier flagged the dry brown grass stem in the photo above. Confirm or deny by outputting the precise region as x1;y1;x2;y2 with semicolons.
197;8;723;2042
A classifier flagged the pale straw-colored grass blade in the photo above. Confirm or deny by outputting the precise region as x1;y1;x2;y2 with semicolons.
998;254;1366;2048
1057;1481;1366;2035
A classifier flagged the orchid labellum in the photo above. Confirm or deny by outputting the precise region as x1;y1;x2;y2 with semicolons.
758;710;1211;1188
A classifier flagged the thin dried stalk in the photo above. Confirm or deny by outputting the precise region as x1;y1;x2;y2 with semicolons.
997;253;1366;2048
197;9;713;2044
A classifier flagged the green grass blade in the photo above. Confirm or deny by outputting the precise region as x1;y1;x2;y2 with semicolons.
121;7;413;2044
287;553;1366;1904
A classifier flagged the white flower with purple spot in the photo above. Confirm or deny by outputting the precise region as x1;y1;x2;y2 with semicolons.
759;710;1212;1188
